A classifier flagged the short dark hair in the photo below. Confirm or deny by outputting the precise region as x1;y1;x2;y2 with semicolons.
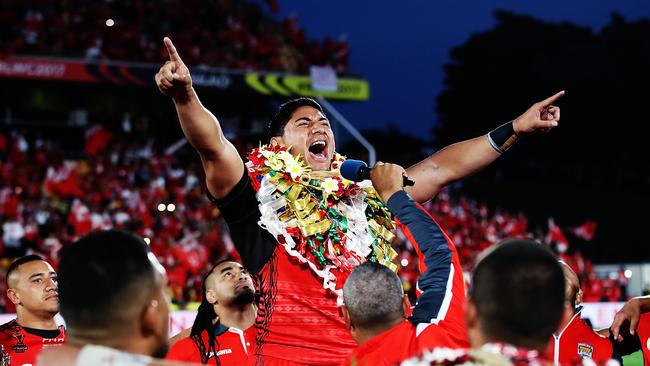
6;254;46;285
58;230;157;330
469;239;565;349
343;262;404;330
268;97;324;138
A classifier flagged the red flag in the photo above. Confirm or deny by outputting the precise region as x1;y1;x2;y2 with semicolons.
571;220;597;241
547;218;568;245
85;125;112;157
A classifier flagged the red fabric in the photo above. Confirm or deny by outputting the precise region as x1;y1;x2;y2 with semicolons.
166;326;255;365
571;220;597;241
340;321;419;366
0;320;66;365
85;126;113;157
254;245;356;365
548;218;569;245
637;313;650;365
397;203;469;351
545;311;612;364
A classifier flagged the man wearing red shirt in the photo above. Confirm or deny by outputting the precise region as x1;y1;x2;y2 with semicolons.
401;240;567;366
0;255;66;365
156;35;563;365
167;260;256;365
546;262;617;365
340;163;467;366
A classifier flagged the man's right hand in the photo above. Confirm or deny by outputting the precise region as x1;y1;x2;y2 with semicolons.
155;37;192;101
370;162;409;202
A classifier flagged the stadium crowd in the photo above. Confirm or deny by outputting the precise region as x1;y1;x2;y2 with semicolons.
0;127;627;314
0;0;350;74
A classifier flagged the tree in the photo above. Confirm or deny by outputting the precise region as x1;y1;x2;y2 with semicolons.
435;11;650;262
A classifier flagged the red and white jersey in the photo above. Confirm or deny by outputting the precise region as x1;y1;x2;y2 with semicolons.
166;324;255;366
546;309;613;365
0;319;66;366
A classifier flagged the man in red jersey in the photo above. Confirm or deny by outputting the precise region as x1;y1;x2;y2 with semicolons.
156;35;562;365
610;296;650;365
340;163;467;366
167;260;256;365
401;240;567;366
0;255;66;365
546;262;618;365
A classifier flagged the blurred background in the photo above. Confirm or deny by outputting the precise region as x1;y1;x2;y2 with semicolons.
0;0;649;360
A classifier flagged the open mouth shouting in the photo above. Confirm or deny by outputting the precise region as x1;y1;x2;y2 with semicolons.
308;139;329;163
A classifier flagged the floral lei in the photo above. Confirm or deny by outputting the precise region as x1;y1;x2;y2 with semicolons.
246;143;398;299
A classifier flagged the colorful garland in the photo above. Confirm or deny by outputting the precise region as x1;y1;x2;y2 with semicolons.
245;143;398;298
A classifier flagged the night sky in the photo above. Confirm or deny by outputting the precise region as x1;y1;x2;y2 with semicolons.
276;0;650;138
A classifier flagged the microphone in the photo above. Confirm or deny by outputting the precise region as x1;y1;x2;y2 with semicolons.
340;160;415;187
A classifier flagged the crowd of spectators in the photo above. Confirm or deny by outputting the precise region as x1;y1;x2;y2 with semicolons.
0;0;350;74
0;127;628;312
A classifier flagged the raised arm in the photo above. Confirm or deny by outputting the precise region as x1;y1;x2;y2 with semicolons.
155;37;244;198
371;164;459;325
405;91;565;203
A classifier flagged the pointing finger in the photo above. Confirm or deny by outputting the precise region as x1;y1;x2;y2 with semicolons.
539;90;565;107
164;37;182;63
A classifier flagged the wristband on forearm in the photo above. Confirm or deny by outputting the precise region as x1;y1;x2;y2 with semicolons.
488;121;520;154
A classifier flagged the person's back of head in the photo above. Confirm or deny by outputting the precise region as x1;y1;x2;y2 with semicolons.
342;262;408;344
57;229;170;358
466;238;565;351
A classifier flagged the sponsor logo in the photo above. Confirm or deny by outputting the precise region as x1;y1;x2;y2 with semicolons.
577;343;594;359
207;349;233;358
192;74;231;89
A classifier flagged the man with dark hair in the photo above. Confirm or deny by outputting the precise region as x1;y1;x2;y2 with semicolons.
0;255;66;365
340;162;467;365
546;262;618;364
37;230;189;366
465;239;566;363
401;240;568;365
167;260;256;365
156;36;563;365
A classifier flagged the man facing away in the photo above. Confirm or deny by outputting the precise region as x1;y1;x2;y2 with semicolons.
38;230;197;366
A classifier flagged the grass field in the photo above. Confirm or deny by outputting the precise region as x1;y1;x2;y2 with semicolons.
623;351;643;366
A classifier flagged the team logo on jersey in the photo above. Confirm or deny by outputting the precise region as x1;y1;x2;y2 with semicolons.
577;343;594;359
10;333;27;353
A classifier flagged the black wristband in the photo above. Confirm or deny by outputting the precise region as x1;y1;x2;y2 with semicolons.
488;121;520;154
